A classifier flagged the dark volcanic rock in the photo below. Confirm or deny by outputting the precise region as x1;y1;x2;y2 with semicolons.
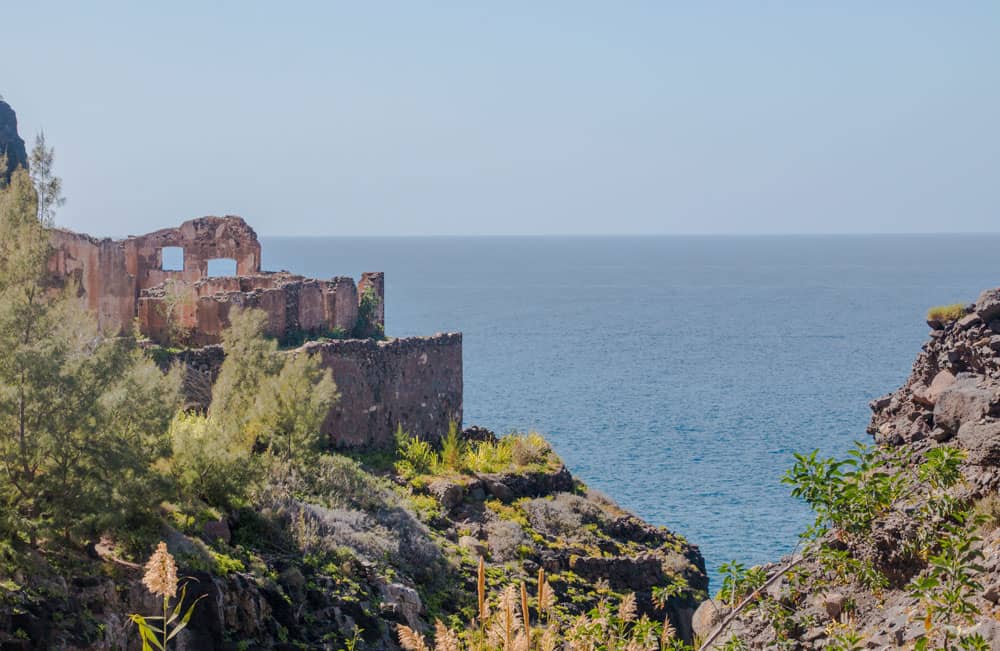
0;100;28;184
933;375;995;434
977;289;1000;324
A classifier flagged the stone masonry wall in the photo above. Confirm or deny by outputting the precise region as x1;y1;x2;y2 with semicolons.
160;333;463;448
304;333;463;447
47;216;382;344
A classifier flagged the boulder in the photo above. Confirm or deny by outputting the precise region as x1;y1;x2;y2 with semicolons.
955;312;983;330
568;553;666;591
427;479;465;511
379;582;423;630
976;288;1000;324
927;370;957;405
691;600;727;641
957;313;983;331
956;421;1000;466
458;535;488;558
204;518;231;544
821;592;845;620
934;375;995;434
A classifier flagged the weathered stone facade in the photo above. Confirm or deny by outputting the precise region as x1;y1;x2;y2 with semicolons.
155;333;464;447
48;216;461;447
48;216;382;345
305;333;464;447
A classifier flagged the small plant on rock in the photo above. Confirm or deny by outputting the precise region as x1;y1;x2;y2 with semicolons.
927;303;967;323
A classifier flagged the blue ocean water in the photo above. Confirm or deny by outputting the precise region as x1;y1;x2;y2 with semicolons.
262;235;1000;589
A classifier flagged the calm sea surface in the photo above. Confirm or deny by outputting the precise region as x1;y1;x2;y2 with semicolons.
263;235;1000;589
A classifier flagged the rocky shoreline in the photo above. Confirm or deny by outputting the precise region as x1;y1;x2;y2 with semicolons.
693;287;1000;648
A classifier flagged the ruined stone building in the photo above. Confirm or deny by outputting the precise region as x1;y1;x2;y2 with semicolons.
48;216;462;447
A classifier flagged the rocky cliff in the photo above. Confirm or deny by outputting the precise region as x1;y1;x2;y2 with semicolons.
695;288;1000;649
0;430;706;649
0;99;29;184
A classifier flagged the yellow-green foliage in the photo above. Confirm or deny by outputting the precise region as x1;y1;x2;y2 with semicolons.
394;426;556;480
439;422;465;471
926;303;966;322
168;412;254;507
484;499;531;528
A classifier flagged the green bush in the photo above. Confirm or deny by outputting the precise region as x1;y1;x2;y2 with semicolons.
394;426;437;478
168;412;254;507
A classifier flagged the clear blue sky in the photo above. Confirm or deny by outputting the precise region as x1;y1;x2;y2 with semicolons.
3;2;998;236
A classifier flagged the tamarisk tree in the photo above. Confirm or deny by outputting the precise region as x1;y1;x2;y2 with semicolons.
0;141;180;548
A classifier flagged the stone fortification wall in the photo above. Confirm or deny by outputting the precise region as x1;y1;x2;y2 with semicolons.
305;333;463;447
48;216;458;448
160;333;463;448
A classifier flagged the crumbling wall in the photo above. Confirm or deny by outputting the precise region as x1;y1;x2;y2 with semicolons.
48;216;386;345
305;333;463;447
161;333;463;448
124;216;261;288
48;230;136;334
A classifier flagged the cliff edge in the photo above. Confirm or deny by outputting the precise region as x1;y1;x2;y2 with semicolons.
0;99;29;184
696;289;1000;649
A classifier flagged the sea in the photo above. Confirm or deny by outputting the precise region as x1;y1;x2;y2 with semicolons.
262;234;1000;590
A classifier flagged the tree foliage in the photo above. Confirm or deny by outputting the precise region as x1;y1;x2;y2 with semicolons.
0;154;180;547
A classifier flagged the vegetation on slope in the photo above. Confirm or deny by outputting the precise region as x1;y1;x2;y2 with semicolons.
0;141;707;649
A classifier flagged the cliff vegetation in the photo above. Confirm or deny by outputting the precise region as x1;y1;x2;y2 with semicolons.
0;131;707;649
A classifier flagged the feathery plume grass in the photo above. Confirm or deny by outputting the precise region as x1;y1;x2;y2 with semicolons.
398;624;430;651
433;620;460;651
520;580;530;630
618;592;637;623
129;541;204;650
142;541;178;599
661;615;677;646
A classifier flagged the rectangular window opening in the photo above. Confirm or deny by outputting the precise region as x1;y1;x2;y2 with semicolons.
207;258;238;277
161;247;184;271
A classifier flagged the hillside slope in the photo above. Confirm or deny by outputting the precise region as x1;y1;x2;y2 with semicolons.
0;429;706;649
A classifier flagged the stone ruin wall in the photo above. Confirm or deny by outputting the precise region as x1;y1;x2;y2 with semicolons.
158;333;464;447
47;216;381;345
47;215;463;446
306;333;463;447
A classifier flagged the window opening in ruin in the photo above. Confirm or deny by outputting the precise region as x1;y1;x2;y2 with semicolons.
161;247;184;271
207;258;238;277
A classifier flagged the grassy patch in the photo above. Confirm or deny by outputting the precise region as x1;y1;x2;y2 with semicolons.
927;303;966;322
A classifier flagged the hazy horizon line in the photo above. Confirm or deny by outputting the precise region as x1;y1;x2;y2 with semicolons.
254;231;1000;239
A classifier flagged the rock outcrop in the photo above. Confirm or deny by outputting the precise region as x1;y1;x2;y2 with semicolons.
0;99;28;184
701;290;1000;648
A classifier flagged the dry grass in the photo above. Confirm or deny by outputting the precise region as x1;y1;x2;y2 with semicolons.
396;562;687;651
926;303;966;322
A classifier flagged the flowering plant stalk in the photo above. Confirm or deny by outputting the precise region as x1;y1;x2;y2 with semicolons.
129;541;205;650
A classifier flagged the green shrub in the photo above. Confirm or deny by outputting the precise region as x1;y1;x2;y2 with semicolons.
437;421;465;472
394;426;437;478
168;412;254;507
716;561;766;608
511;432;551;467
927;303;966;322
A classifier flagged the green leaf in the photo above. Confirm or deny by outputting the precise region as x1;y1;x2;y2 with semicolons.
166;594;207;641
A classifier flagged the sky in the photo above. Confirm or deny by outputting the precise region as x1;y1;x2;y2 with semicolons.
2;2;998;237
